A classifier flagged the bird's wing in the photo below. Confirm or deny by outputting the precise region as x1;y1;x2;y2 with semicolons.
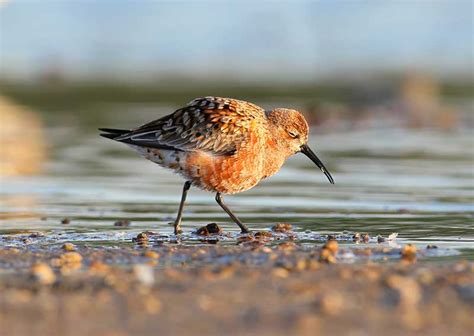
115;97;265;155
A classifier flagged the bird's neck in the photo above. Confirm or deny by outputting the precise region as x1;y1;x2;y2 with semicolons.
261;128;290;179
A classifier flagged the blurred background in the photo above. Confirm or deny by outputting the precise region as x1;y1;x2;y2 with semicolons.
0;1;473;250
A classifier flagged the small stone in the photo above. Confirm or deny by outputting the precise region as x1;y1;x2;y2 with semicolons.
352;232;361;241
61;218;70;224
31;263;56;285
114;219;131;227
53;252;83;273
254;231;273;239
271;223;292;233
319;248;336;264
237;235;255;244
295;259;307;271
206;223;222;234
133;264;155;286
361;233;370;243
196;223;222;235
28;232;44;238
60;252;83;265
134;232;149;245
401;244;417;261
323;240;338;254
62;243;75;251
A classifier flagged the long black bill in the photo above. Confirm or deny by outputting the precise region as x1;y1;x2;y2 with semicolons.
300;144;335;184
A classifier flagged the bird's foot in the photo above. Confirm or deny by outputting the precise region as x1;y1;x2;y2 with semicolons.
174;224;183;235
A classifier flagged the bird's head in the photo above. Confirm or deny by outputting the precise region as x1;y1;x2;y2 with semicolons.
267;108;334;184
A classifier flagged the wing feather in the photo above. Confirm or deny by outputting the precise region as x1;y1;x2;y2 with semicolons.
115;97;265;155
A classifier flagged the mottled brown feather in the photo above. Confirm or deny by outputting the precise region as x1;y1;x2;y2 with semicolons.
116;96;265;155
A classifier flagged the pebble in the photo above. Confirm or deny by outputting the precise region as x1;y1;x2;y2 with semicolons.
62;243;76;251
30;263;56;285
271;223;292;233
254;231;273;239
361;233;370;243
401;244;417;262
114;219;131;227
61;252;83;264
197;223;222;236
134;233;149;245
323;240;339;254
133;265;155;286
319;248;336;264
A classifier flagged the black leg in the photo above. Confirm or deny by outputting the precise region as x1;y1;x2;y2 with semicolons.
174;181;191;234
215;193;250;233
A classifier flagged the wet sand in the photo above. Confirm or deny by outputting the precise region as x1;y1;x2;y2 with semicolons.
1;229;473;336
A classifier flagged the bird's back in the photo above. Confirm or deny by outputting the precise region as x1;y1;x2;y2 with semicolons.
102;97;269;193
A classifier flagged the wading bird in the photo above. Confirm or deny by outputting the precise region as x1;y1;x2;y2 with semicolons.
100;97;334;234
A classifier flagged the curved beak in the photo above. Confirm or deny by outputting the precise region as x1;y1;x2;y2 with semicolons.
300;144;335;184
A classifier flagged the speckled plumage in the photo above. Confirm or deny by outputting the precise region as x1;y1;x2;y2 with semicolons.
100;96;334;233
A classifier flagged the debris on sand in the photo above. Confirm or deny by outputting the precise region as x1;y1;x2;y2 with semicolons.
61;218;70;225
254;231;273;240
62;243;75;251
133;232;149;245
271;223;293;233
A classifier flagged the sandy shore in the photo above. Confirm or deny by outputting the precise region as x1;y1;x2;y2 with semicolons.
0;230;473;336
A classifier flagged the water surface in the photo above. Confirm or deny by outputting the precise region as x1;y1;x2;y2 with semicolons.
1;110;473;261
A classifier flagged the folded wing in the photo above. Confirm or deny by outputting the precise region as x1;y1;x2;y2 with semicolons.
109;96;265;155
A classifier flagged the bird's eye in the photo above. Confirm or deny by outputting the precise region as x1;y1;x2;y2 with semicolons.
288;131;299;138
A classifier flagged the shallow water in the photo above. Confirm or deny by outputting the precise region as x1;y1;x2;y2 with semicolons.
1;111;473;261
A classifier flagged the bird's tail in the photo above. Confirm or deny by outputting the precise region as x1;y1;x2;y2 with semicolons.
99;128;130;140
